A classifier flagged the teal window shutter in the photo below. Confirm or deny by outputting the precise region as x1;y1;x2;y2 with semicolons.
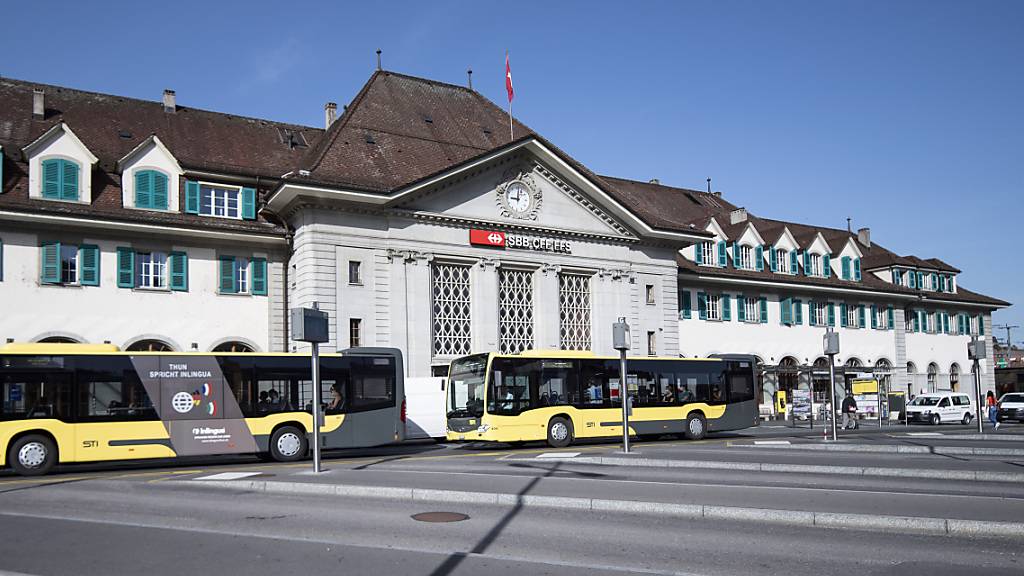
135;170;152;208
893;269;902;286
42;159;61;198
241;187;256;220
978;315;984;335
170;251;188;291
871;305;878;329
252;257;267;295
79;245;99;286
841;256;850;280
185;180;200;214
854;258;861;281
116;247;135;288
40;242;61;283
780;297;792;325
759;297;768;324
823;254;831;278
794;299;803;325
697;292;707;320
694;243;703;265
803;251;810;275
680;290;691;319
858;305;865;328
887;306;894;330
220;256;237;293
930;273;938;290
827;302;835;327
60;159;79;200
840;303;848;327
722;294;731;321
732;243;740;268
909;271;917;289
717;241;727;267
916;271;924;289
152;171;168;209
737;294;746;322
912;310;920;333
790;251;798;273
755;245;764;271
769;246;777;272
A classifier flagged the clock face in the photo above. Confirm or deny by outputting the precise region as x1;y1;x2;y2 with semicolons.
506;181;531;213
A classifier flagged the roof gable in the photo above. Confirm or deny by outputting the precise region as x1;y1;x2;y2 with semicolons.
116;135;182;174
21;122;98;164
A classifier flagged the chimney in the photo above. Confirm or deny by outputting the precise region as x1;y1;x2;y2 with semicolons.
729;208;748;225
857;227;871;248
324;102;337;128
648;178;660;185
162;89;176;113
32;89;44;119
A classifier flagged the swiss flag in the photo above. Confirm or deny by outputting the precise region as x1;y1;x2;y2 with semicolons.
505;53;514;103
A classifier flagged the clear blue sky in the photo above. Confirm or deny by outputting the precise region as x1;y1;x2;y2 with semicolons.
5;0;1021;342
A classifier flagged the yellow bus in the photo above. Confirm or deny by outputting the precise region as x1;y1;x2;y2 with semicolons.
1;343;405;476
446;351;759;447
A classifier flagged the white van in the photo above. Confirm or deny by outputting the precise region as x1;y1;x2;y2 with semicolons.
906;392;975;425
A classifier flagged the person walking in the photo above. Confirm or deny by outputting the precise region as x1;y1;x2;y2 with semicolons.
841;391;858;430
986;391;999;429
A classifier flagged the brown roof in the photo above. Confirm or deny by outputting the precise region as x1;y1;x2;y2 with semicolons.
597;176;737;235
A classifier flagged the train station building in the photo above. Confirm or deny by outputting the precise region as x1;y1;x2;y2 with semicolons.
0;69;1008;421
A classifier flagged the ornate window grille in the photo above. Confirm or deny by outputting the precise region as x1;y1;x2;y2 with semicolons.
559;273;591;350
498;269;535;354
432;263;472;357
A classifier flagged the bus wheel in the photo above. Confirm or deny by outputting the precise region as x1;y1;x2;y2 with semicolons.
9;434;57;476
547;417;573;448
270;426;308;462
684;413;707;441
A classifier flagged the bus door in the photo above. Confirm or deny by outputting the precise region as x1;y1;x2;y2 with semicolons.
578;359;622;438
1;369;75;452
75;357;166;462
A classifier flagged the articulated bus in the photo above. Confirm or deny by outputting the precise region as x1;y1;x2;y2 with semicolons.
0;344;405;476
446;351;758;447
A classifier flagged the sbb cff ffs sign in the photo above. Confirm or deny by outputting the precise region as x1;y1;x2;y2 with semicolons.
469;229;506;247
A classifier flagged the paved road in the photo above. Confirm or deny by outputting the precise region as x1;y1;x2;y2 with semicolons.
0;478;1021;576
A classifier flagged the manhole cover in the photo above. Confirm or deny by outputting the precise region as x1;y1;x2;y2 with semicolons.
411;512;469;523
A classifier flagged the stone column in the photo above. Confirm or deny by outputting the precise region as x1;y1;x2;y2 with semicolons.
535;263;561;349
406;252;434;378
472;258;500;353
387;249;411;376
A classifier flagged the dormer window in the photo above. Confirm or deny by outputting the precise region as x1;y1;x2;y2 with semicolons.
807;254;822;276
695;241;717;266
134;169;169;210
893;268;903;286
185;181;256;220
41;158;80;201
774;248;789;273
739;245;752;269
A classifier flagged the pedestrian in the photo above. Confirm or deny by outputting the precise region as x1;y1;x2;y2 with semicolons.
841;391;858;430
986;391;999;429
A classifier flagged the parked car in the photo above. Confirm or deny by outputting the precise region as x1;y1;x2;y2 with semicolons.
906;392;974;425
997;393;1024;423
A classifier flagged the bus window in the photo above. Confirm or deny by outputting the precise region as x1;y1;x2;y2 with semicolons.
578;359;619;408
675;371;710;403
2;373;72;420
76;356;155;420
489;358;533;415
253;356;307;414
347;356;396;413
219;356;255;415
726;361;755;403
539;360;574;407
629;361;660;407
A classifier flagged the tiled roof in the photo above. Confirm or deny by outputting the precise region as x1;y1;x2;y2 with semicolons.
597;176;737;235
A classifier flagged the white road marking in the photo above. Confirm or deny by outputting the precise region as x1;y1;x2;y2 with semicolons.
537;452;581;458
753;440;791;445
193;472;262;481
904;432;944;437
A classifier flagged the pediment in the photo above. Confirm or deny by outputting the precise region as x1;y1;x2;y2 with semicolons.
394;152;634;239
737;224;764;247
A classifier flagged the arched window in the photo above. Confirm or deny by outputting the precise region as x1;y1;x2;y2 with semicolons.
38;336;80;344
126;339;173;352
927;363;939;392
906;361;917;375
41;158;80;201
845;357;862;368
213;341;255;353
134;169;170;210
950;363;961;392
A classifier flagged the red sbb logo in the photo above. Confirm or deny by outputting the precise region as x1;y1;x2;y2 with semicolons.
469;229;506;248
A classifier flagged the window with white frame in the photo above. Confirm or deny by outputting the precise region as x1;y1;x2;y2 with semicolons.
699;242;716;266
811;301;828;326
808;254;822;276
60;245;78;284
235;257;250;294
136;251;168;289
743;297;759;323
970;315;979;335
647;331;656;356
739;245;753;270
776;249;789;273
846;305;858;328
874;307;886;330
200;184;241;219
706;293;721;321
924;312;934;333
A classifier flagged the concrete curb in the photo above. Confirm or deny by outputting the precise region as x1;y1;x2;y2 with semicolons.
508;456;1024;483
179;479;1024;541
740;443;1024;456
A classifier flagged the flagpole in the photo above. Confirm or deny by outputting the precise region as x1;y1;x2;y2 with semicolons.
507;50;514;140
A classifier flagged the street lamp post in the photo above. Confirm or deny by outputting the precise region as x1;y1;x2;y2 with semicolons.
613;318;631;453
291;303;330;473
968;337;986;434
824;328;840;441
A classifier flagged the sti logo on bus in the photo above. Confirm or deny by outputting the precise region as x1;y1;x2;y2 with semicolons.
469;229;506;247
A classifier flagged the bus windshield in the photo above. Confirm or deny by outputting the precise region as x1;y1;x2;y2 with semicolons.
448;353;488;418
